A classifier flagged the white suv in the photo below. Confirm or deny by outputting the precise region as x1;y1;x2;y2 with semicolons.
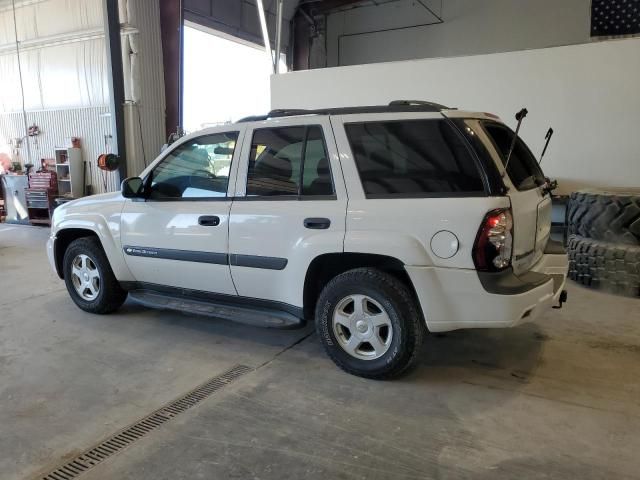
47;102;568;379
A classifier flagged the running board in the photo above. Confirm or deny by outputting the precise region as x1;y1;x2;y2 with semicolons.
128;290;304;329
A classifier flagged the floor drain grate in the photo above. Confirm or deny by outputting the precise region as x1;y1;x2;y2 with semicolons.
38;364;253;480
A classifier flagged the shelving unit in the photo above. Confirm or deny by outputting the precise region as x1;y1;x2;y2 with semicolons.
55;147;83;199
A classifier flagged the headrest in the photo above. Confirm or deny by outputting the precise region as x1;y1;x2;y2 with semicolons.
255;154;292;179
316;157;329;176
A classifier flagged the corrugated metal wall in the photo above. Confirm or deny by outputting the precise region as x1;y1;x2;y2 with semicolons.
0;106;120;193
0;0;167;192
0;0;108;112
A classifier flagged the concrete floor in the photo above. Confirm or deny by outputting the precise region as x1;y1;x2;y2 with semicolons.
1;224;639;480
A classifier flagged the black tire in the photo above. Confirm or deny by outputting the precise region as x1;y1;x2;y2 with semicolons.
63;237;128;314
567;190;640;245
568;235;640;297
315;268;425;379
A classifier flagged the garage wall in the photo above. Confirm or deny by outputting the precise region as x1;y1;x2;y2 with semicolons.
0;106;120;192
271;38;640;194
326;0;592;67
0;0;118;192
0;0;166;192
0;1;109;111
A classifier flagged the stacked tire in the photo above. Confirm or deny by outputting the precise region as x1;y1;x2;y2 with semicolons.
567;190;640;297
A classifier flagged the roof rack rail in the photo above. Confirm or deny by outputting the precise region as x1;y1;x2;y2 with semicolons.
389;100;452;109
236;114;269;122
237;101;454;123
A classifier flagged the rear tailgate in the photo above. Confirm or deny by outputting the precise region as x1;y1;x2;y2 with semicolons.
510;186;551;273
471;119;551;274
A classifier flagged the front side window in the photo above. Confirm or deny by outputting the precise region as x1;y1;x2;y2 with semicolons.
246;126;334;197
345;119;485;197
482;122;545;191
149;132;238;200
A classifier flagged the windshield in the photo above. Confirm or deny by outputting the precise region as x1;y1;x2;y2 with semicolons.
482;121;545;191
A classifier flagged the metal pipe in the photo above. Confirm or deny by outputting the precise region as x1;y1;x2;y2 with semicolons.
256;0;274;73
11;0;32;167
274;0;284;74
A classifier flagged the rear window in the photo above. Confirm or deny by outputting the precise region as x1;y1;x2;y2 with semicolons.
344;119;485;198
482;122;545;191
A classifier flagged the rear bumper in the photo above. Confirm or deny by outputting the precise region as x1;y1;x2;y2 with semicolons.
406;249;568;332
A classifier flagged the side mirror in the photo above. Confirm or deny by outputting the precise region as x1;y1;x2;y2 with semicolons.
121;177;145;199
543;177;558;196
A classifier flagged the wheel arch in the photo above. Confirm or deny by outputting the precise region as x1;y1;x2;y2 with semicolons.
302;252;421;320
54;226;134;283
54;228;101;278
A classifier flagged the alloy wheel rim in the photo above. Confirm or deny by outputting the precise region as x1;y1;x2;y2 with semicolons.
332;294;393;360
71;254;101;301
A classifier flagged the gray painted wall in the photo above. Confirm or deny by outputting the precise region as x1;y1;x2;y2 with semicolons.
326;0;592;66
272;38;640;194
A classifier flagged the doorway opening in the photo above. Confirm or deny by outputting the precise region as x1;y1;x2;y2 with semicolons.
183;25;287;132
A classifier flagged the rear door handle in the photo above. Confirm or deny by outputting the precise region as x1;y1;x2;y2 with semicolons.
198;215;220;226
304;217;331;229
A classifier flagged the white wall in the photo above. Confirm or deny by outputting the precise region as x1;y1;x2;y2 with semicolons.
327;0;592;67
0;0;108;111
0;0;114;192
271;38;640;194
0;0;166;189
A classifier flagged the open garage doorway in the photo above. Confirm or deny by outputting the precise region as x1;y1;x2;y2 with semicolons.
183;24;287;132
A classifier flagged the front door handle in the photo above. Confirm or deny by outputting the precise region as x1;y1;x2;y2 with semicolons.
198;215;220;226
304;217;331;230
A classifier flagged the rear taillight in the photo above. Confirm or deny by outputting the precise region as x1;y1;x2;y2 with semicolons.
473;208;513;271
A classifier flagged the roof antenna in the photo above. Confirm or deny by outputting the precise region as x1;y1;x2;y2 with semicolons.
538;127;554;164
503;108;528;177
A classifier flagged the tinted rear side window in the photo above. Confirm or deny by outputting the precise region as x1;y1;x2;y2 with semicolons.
345;120;485;197
483;122;545;191
246;125;334;197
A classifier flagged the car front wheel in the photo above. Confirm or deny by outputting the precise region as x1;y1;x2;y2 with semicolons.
63;237;127;314
315;268;425;379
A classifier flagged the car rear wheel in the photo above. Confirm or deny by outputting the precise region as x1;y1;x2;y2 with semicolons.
315;268;425;379
63;237;128;314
